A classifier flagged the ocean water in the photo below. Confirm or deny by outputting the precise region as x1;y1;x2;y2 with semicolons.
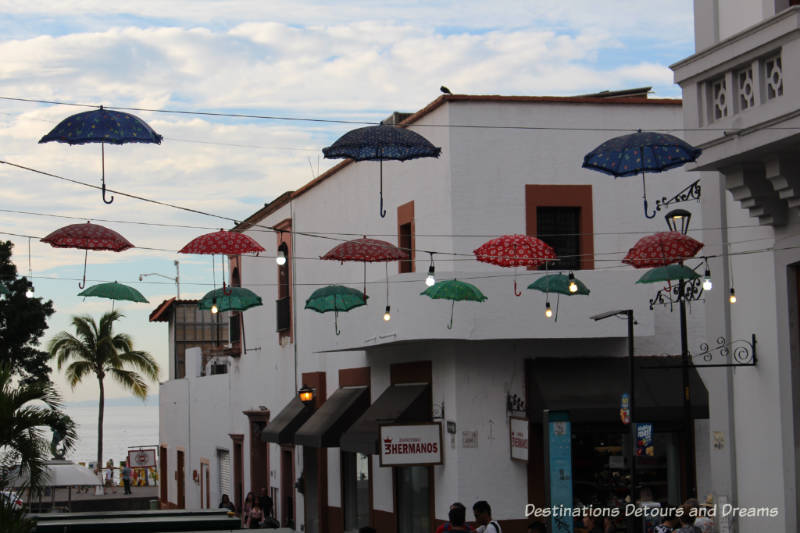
63;398;159;467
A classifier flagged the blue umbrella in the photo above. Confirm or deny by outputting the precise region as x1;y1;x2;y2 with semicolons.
582;130;702;218
323;124;441;217
39;106;163;204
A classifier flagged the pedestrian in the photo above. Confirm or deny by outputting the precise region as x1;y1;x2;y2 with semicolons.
654;508;680;533
436;502;472;533
447;505;472;532
242;492;254;527
121;462;132;495
219;494;235;511
247;500;263;529
673;504;701;533
258;487;274;519
472;501;501;533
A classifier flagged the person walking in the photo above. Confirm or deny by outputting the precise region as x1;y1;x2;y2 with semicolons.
436;502;473;533
121;462;132;495
472;501;501;533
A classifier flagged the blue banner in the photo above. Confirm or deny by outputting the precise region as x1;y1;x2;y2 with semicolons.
548;412;573;533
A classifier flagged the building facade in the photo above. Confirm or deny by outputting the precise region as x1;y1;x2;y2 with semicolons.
672;2;800;532
157;91;712;532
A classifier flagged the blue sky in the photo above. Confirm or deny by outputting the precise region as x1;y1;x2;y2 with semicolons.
0;0;695;401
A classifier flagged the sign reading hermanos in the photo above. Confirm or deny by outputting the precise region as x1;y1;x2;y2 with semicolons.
510;417;529;462
380;423;443;467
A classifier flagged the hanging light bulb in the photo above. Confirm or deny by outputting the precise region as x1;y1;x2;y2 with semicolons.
211;298;219;314
568;272;578;293
425;265;435;287
545;301;553;318
702;269;712;291
729;288;736;304
276;248;287;266
25;281;34;299
383;305;391;322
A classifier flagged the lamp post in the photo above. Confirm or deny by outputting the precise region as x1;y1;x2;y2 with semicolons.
665;209;696;499
139;260;181;299
591;309;636;514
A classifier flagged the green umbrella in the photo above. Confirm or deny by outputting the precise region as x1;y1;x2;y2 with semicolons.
636;264;700;284
305;285;368;335
198;286;263;312
78;282;148;310
527;273;590;295
420;279;487;329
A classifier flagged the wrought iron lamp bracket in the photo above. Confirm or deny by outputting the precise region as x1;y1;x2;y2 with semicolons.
506;392;527;416
691;334;757;367
644;179;701;219
648;274;705;311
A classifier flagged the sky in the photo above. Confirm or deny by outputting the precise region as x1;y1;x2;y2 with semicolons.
0;1;696;402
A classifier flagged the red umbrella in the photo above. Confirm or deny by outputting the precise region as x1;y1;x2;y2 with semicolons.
321;238;409;315
41;222;134;288
622;231;704;269
474;234;557;295
179;230;265;295
179;230;265;255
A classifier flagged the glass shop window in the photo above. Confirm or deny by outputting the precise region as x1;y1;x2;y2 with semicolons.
396;466;430;533
342;452;370;533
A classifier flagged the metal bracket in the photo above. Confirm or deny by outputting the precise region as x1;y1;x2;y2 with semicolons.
506;392;527;416
642;334;757;368
649;270;705;311
645;179;701;219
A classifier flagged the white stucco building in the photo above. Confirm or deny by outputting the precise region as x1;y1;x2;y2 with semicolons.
157;90;713;533
671;1;800;532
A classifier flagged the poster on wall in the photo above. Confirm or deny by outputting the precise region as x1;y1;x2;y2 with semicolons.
127;448;157;468
379;423;443;467
636;423;654;456
509;417;529;462
545;411;573;533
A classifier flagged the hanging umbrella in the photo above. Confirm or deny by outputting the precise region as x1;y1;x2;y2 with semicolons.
322;124;441;217
623;231;704;269
78;281;148;310
321;237;408;293
198;286;263;353
527;273;590;322
582;130;702;218
41;222;134;288
39;106;163;204
474;234;557;296
420;279;487;329
636;264;700;284
305;285;368;335
179;229;265;294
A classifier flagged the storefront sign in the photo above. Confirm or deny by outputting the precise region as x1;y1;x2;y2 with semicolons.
620;393;630;425
127;448;156;468
379;423;443;467
545;411;573;533
509;417;529;462
636;423;654;456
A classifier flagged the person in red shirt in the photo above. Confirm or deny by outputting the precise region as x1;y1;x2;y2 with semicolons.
436;502;473;533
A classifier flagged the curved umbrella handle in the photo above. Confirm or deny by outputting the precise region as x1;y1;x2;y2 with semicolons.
101;143;114;204
447;300;454;329
78;249;88;289
643;198;656;219
334;311;341;336
379;160;387;218
514;279;522;297
222;282;232;296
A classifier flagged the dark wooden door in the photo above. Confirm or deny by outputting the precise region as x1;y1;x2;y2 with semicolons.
176;450;185;509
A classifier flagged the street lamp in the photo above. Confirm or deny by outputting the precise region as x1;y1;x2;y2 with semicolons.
591;309;636;523
139;260;181;299
664;208;696;499
298;384;314;406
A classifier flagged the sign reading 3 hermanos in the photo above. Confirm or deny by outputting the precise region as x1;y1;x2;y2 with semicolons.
380;423;443;466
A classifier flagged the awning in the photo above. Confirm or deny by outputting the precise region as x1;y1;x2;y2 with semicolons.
294;386;370;448
528;357;709;423
340;383;431;455
261;396;314;444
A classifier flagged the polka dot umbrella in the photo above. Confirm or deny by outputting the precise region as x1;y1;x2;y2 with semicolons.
474;234;557;296
622;231;704;269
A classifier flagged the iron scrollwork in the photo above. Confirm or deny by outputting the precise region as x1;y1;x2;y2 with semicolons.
692;334;757;367
645;179;701;219
649;276;704;311
506;392;527;416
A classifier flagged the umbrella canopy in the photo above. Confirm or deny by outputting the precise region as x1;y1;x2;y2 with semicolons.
474;234;557;296
623;231;704;269
179;230;265;255
41;222;134;288
322;124;441;218
582;130;702;218
305;285;368;335
198;287;263;312
39;106;163;204
636;264;700;284
527;273;590;295
321;238;408;262
9;459;101;488
78;281;148;303
420;279;487;329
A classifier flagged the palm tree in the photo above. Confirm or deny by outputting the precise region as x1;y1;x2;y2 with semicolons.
48;311;160;479
0;364;76;492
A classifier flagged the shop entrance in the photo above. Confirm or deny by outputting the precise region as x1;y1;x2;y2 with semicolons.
281;446;295;527
395;466;432;533
303;447;320;533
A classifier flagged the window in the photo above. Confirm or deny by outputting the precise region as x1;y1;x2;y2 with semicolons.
525;185;594;270
275;219;293;342
342;452;370;532
537;206;581;270
397;201;415;273
174;303;229;378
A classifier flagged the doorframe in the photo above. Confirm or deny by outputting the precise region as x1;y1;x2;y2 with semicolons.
176;448;185;509
200;459;210;509
230;434;244;514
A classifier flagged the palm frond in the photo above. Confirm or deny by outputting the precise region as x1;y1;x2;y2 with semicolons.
64;361;95;389
107;368;148;399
